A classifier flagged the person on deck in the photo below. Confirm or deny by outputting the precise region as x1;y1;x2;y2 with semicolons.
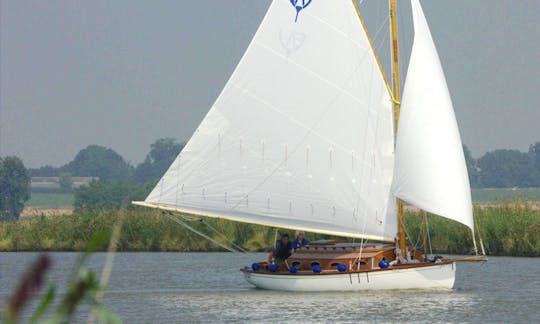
268;234;292;263
291;231;309;250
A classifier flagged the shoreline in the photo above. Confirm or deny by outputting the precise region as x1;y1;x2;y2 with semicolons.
0;251;536;258
2;204;539;256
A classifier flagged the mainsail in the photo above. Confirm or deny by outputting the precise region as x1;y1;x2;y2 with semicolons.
391;0;473;230
135;0;396;241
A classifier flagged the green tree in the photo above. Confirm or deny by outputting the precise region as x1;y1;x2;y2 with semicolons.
28;165;62;177
463;145;479;187
133;138;184;183
0;156;31;220
66;145;133;182
74;180;155;210
58;172;73;193
528;142;540;186
532;142;540;170
477;149;535;187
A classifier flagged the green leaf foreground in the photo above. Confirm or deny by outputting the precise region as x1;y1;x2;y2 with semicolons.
3;231;122;323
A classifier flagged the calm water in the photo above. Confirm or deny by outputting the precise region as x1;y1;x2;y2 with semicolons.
1;252;539;323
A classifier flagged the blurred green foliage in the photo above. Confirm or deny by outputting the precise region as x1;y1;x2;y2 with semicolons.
3;232;121;323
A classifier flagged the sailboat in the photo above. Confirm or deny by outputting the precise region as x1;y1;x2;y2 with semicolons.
134;0;486;291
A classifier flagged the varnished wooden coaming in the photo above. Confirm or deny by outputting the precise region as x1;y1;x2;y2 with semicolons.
246;242;430;275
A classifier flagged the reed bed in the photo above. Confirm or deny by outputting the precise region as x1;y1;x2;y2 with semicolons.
404;203;540;256
1;204;538;256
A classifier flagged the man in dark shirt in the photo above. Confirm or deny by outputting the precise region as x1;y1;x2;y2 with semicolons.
268;234;292;263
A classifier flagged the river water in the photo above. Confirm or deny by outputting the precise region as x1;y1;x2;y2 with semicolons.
1;252;539;323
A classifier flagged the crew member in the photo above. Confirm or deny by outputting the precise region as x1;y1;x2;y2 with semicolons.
268;234;292;263
291;231;309;250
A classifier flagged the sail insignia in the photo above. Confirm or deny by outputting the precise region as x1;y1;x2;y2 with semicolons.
290;0;313;22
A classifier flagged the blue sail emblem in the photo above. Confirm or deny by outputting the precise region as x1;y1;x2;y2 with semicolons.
290;0;312;23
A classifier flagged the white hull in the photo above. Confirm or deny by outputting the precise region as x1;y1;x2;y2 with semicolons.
243;262;456;291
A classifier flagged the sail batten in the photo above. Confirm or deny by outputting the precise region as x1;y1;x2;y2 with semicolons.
133;201;394;242
391;0;473;230
143;0;397;240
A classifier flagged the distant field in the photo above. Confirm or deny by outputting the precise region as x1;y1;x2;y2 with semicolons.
22;188;540;209
472;188;540;203
25;192;74;208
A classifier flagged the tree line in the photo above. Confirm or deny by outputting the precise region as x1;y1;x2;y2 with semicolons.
29;138;184;184
464;142;540;188
1;138;184;219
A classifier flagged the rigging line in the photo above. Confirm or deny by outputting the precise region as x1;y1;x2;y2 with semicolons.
253;40;385;110
424;211;433;256
473;210;487;256
200;220;252;254
177;213;204;222
304;7;380;55
414;217;423;250
355;203;370;270
401;215;421;250
479;237;486;256
370;8;391;51
357;236;365;282
374;54;389;88
402;225;413;248
471;229;479;256
162;212;240;254
350;0;394;226
407;225;422;252
352;0;396;103
373;24;390;79
356;236;366;271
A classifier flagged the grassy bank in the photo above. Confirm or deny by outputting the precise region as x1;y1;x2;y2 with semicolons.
25;192;74;208
404;203;540;256
1;204;538;256
471;188;540;203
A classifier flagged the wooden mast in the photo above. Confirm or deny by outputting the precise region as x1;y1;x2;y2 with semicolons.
389;0;407;255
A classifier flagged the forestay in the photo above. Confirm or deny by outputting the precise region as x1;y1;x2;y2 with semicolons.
136;0;396;241
391;0;473;230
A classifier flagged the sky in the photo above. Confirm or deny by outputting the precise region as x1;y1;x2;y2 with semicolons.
1;0;539;168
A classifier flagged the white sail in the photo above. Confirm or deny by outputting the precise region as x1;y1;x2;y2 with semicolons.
391;0;473;230
137;0;396;241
